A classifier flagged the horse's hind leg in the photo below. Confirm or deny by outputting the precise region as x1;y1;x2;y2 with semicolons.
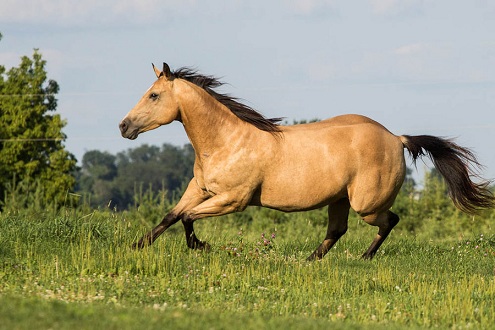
307;198;350;261
361;210;400;260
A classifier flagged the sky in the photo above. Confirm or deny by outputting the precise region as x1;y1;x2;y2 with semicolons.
1;0;495;182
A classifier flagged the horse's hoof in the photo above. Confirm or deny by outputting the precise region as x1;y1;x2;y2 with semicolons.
198;241;211;251
306;254;316;262
361;252;375;260
132;240;146;250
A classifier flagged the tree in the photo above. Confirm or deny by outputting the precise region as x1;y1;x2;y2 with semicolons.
76;144;195;209
76;150;117;206
0;46;77;206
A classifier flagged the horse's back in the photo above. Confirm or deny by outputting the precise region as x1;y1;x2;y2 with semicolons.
283;114;392;131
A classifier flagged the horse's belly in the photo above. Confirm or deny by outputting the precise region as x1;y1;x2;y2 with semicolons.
255;164;348;212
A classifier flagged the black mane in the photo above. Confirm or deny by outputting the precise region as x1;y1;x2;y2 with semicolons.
172;67;282;134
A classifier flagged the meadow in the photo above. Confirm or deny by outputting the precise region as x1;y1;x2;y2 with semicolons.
1;191;494;329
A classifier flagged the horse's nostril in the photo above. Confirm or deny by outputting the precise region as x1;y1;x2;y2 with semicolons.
119;119;128;134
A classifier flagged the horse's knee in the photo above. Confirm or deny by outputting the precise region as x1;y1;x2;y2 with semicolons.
181;213;196;224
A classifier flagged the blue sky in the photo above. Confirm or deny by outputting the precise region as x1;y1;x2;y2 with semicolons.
1;0;495;181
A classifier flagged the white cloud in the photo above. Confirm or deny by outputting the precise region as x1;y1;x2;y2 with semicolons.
288;0;337;16
306;61;337;81
110;0;199;22
0;0;99;24
0;0;198;26
2;0;339;26
368;0;425;16
346;41;495;85
369;0;398;14
350;51;389;78
394;43;426;56
392;42;474;82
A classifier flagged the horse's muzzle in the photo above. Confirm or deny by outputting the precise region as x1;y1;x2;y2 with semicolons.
119;118;138;139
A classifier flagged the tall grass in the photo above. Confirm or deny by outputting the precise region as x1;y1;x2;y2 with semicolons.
1;189;494;329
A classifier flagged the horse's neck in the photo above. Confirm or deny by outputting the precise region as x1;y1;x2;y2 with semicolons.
175;80;249;152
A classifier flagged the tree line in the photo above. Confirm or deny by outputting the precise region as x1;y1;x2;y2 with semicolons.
76;144;195;209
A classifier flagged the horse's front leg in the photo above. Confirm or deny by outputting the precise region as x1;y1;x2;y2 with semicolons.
132;212;181;249
132;179;208;249
181;193;249;250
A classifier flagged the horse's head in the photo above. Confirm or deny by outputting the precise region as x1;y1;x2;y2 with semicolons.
119;63;179;140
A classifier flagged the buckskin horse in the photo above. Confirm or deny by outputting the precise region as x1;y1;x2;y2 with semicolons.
119;63;494;260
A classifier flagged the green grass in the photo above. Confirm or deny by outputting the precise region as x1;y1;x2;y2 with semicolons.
1;206;494;329
0;295;383;330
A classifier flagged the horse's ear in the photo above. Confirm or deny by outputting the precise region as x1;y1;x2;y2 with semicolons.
152;63;162;78
162;62;174;80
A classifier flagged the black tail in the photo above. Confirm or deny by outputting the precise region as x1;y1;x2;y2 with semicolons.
401;135;494;214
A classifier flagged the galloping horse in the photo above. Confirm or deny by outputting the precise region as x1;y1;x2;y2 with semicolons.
119;63;494;260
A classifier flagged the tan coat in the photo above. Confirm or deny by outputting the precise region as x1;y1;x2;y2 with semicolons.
119;63;493;260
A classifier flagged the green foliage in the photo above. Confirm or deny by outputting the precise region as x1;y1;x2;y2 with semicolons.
285;118;321;125
392;168;494;241
77;144;194;209
0;49;77;208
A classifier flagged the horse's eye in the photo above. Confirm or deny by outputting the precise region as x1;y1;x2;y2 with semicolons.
149;92;159;100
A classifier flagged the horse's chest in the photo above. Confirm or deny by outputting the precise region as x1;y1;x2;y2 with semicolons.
196;159;260;196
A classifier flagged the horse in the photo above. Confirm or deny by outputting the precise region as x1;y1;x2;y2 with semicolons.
119;63;494;260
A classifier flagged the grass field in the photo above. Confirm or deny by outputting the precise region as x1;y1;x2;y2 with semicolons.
1;204;494;329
